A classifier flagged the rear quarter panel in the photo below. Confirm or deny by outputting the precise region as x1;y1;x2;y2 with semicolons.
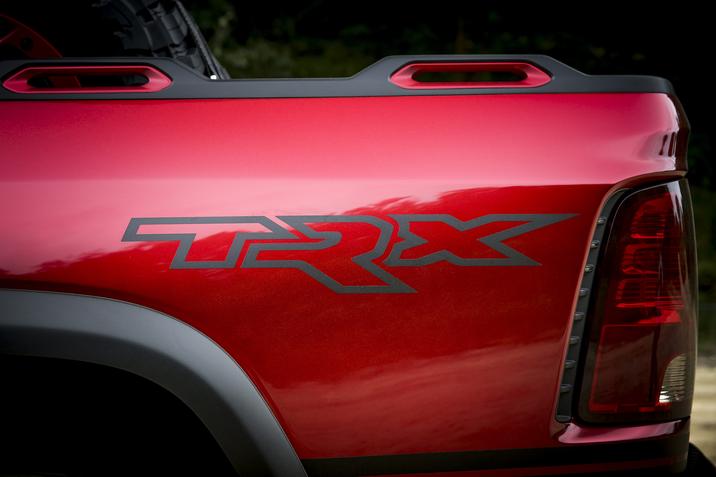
0;93;685;457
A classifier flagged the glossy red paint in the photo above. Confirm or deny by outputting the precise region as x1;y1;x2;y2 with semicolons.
0;93;686;460
389;61;551;89
2;65;173;94
557;420;685;444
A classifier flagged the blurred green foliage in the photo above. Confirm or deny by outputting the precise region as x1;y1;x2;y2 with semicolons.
186;1;715;350
694;187;716;301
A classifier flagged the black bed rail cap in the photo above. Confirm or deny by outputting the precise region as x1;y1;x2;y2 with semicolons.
0;54;675;100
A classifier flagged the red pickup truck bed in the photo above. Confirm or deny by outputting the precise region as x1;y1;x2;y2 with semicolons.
0;53;700;476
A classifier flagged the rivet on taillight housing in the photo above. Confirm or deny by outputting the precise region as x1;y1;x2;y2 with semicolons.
577;180;697;424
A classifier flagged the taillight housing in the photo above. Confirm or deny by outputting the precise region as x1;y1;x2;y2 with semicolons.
578;180;697;424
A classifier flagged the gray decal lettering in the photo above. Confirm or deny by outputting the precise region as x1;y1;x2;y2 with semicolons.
122;213;576;293
385;214;577;267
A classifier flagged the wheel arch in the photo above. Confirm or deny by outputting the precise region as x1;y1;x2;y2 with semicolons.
0;288;306;477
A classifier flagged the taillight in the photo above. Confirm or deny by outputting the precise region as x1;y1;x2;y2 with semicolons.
578;180;697;423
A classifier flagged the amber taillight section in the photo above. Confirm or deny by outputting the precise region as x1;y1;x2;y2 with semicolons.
578;180;697;423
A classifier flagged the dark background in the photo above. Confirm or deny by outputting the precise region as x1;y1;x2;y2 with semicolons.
184;0;716;354
1;0;714;461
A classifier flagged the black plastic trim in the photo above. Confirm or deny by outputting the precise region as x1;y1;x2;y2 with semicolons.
555;190;626;422
302;424;688;476
0;289;307;477
0;55;675;100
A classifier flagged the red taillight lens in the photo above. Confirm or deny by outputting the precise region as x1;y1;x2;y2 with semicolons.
578;180;697;423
